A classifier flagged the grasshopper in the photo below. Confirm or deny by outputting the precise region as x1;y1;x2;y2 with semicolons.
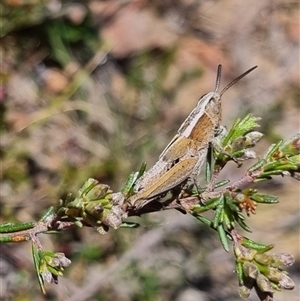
129;65;257;209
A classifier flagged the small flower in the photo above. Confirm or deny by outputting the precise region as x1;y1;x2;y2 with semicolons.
235;240;295;300
243;262;259;279
278;273;295;290
41;268;54;283
238;285;251;298
234;192;247;203
85;201;104;217
265;267;284;283
234;244;257;261
231;131;263;151
256;274;274;293
269;253;295;269
244;131;264;147
85;182;111;200
254;253;272;266
280;134;300;156
235;195;257;216
40;252;71;284
240;149;257;160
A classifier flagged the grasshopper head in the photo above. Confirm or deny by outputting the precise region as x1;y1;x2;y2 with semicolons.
195;64;224;117
178;65;257;138
198;64;258;115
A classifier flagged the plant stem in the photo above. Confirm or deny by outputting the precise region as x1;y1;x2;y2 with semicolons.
0;222;48;243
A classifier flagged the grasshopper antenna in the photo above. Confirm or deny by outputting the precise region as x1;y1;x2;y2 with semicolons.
214;64;222;93
220;65;258;97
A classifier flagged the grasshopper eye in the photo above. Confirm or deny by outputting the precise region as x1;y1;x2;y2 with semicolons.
197;91;214;106
198;93;208;102
209;94;221;114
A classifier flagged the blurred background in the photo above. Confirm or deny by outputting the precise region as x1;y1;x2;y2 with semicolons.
0;0;299;300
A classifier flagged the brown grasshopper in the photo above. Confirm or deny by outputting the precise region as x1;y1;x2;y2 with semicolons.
129;65;257;209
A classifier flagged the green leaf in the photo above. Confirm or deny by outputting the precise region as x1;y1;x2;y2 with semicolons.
231;149;247;158
263;161;297;172
192;197;221;213
248;159;265;172
122;172;138;195
205;145;214;182
47;265;62;276
235;213;252;232
226;197;240;212
223;209;233;230
39;206;55;222
121;162;147;196
32;244;46;294
253;177;270;183
0;222;35;233
223;200;236;230
236;260;244;284
212;195;225;228
250;194;278;204
241;237;274;253
137;161;147;179
217;224;230;252
192;214;212;227
222;114;261;146
263;141;282;160
260;169;295;178
214;179;230;188
0;223;14;233
0;234;14;243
